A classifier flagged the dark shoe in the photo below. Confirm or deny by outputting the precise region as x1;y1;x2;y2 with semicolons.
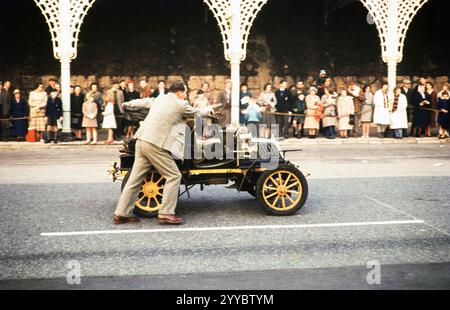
114;215;140;225
157;215;184;225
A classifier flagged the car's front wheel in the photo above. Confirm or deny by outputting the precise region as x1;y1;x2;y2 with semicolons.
255;165;308;216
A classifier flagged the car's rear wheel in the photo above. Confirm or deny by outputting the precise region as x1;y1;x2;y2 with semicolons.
121;170;165;218
255;165;308;216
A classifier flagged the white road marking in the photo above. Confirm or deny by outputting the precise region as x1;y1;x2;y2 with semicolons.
365;195;450;237
40;220;425;237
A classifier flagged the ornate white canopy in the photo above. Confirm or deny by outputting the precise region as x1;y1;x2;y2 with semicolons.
34;0;95;60
204;0;268;62
360;0;428;89
34;0;95;134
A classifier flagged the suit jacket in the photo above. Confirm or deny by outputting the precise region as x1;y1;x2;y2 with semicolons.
275;89;291;112
125;93;211;160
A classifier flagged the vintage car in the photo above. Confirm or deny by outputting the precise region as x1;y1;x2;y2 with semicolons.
108;105;309;217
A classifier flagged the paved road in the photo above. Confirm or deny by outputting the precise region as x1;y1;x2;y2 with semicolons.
0;144;449;289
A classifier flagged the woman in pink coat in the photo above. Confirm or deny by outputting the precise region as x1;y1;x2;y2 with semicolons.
82;94;98;144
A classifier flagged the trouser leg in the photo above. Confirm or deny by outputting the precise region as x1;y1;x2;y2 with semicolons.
275;115;283;138
114;140;153;217
353;114;361;137
0;122;8;140
277;115;289;137
143;142;182;216
327;126;335;138
284;116;289;137
114;116;122;139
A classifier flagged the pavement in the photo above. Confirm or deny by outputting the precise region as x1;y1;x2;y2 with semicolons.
0;136;448;150
0;143;449;290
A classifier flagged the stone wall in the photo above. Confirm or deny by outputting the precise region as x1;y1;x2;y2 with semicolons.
15;74;449;103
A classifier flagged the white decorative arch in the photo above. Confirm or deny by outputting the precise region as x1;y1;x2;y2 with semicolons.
34;0;96;134
204;0;268;62
204;0;268;125
34;0;95;59
360;0;429;90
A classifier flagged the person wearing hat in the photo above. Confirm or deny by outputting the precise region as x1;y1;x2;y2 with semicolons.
304;86;322;138
315;70;328;87
114;80;213;225
401;78;414;137
10;89;28;142
45;89;63;143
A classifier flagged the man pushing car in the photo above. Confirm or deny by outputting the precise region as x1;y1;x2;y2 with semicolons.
113;80;213;225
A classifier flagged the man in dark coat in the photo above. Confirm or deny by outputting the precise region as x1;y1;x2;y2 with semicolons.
0;82;11;141
275;80;292;139
401;79;414;137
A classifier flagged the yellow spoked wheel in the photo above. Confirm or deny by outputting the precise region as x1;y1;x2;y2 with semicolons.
135;172;166;214
122;170;165;217
256;165;308;216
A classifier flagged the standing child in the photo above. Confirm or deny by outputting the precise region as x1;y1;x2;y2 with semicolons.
244;97;262;137
102;94;117;144
45;90;63;144
291;89;306;138
82;94;98;144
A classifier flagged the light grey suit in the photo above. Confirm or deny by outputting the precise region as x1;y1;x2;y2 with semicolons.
114;93;211;217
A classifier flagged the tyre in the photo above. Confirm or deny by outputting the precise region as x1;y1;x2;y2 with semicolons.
255;165;308;216
121;170;165;218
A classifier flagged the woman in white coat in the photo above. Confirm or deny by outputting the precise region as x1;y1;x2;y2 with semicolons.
373;83;391;138
390;87;408;139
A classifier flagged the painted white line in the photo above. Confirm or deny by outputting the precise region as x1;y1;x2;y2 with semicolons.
40;220;425;237
365;195;450;237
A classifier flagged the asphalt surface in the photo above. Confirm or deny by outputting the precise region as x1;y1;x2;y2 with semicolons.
0;143;449;290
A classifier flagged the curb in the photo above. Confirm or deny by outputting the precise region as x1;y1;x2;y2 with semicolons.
0;137;448;150
0;142;123;150
278;137;449;146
